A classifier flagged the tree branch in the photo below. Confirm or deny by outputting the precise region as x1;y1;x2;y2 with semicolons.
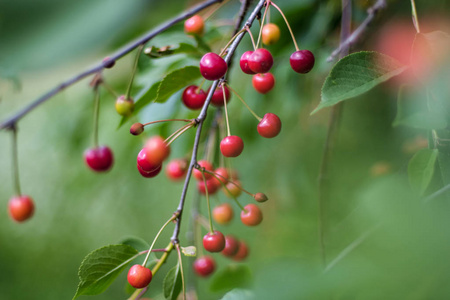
0;0;224;130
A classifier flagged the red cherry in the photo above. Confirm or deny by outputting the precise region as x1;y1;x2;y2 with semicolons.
199;53;228;80
257;113;282;138
193;256;216;277
184;15;204;36
252;73;275;94
211;167;229;186
193;160;214;180
248;49;273;74
203;230;226;252
137;163;162;178
165;159;188;181
220;135;244;157
223;180;242;198
221;235;240;257
137;136;170;171
137;148;159;172
182;85;207;110
84;146;114;172
197;178;220;195
212;203;234;225
208;85;231;107
241;204;263;226
290;50;315;74
8;195;34;222
233;241;249;261
127;264;153;288
239;51;256;74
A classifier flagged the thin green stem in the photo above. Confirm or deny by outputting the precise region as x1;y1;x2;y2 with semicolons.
245;27;257;51
143;119;192;127
270;1;299;51
196;79;206;94
222;85;231;136
255;1;270;48
11;126;21;196
126;44;145;100
200;171;214;234
101;81;119;98
93;87;101;148
204;170;247;211
410;0;420;33
142;215;177;266
166;124;194;146
175;244;186;300
219;28;247;57
164;122;195;144
226;84;262;121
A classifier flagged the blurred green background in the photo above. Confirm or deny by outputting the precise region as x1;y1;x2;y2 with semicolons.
1;0;450;299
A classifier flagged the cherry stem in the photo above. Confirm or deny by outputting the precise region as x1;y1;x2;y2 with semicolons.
196;214;211;230
166;123;194;146
222;85;231;136
204;0;232;21
226;84;262;121
219;27;247;57
101;81;119;99
195;215;205;257
142;214;177;267
196;79;206;94
126;44;144;100
175;244;186;300
203;170;248;211
245;27;257;51
143;119;192;127
200;170;215;234
205;120;217;163
270;1;299;51
410;0;421;33
11;126;22;196
255;1;270;48
93;86;101;148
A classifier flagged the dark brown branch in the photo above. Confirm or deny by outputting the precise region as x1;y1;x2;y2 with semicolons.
0;0;224;130
327;0;386;62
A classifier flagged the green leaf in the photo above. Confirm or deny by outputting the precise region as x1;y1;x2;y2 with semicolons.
220;289;255;300
408;149;438;195
73;245;139;299
155;66;201;103
312;51;407;114
163;264;182;300
172;43;202;56
210;265;252;293
181;246;196;257
395;112;447;130
194;35;212;52
119;236;150;252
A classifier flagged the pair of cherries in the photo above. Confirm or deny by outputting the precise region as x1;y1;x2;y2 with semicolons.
136;136;170;178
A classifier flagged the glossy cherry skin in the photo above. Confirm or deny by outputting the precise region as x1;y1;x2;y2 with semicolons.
252;73;275;94
84;146;114;172
166;159;188;181
241;204;263;226
220;136;244;157
137;163;162;178
290;50;315;73
239;51;256;74
182;85;207;110
200;53;228;80
211;167;229;186
222;235;240;257
257;113;282;138
223;180;242;198
184;15;204;36
203;230;226;252
262;23;281;45
115;95;134;116
197;178;220;195
127;264;153;288
212;203;234;225
193;160;214;180
233;241;249;261
208;85;231;107
193;256;216;277
248;49;273;74
8;195;34;222
137;136;170;171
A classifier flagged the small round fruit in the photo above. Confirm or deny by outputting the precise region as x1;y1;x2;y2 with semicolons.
182;85;207;110
130;123;144;135
262;23;281;45
248;48;273;74
193;256;216;277
137;163;162;178
254;192;268;203
209;85;231;107
212;167;229;186
200;53;228;80
222;235;240;257
8;195;34;222
212;203;233;225
197;178;220;195
239;51;256;74
137;136;170;171
252;73;275;94
115;95;134;116
223;180;242;198
127;264;153;288
184;15;204;36
102;56;115;69
257;113;282;138
84;146;114;172
233;241;249;261
240;204;263;226
220;136;244;157
166;159;188;181
193;160;214;180
203;230;226;252
290;50;315;73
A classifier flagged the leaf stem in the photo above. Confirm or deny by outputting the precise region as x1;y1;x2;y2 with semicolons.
226;84;262;121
